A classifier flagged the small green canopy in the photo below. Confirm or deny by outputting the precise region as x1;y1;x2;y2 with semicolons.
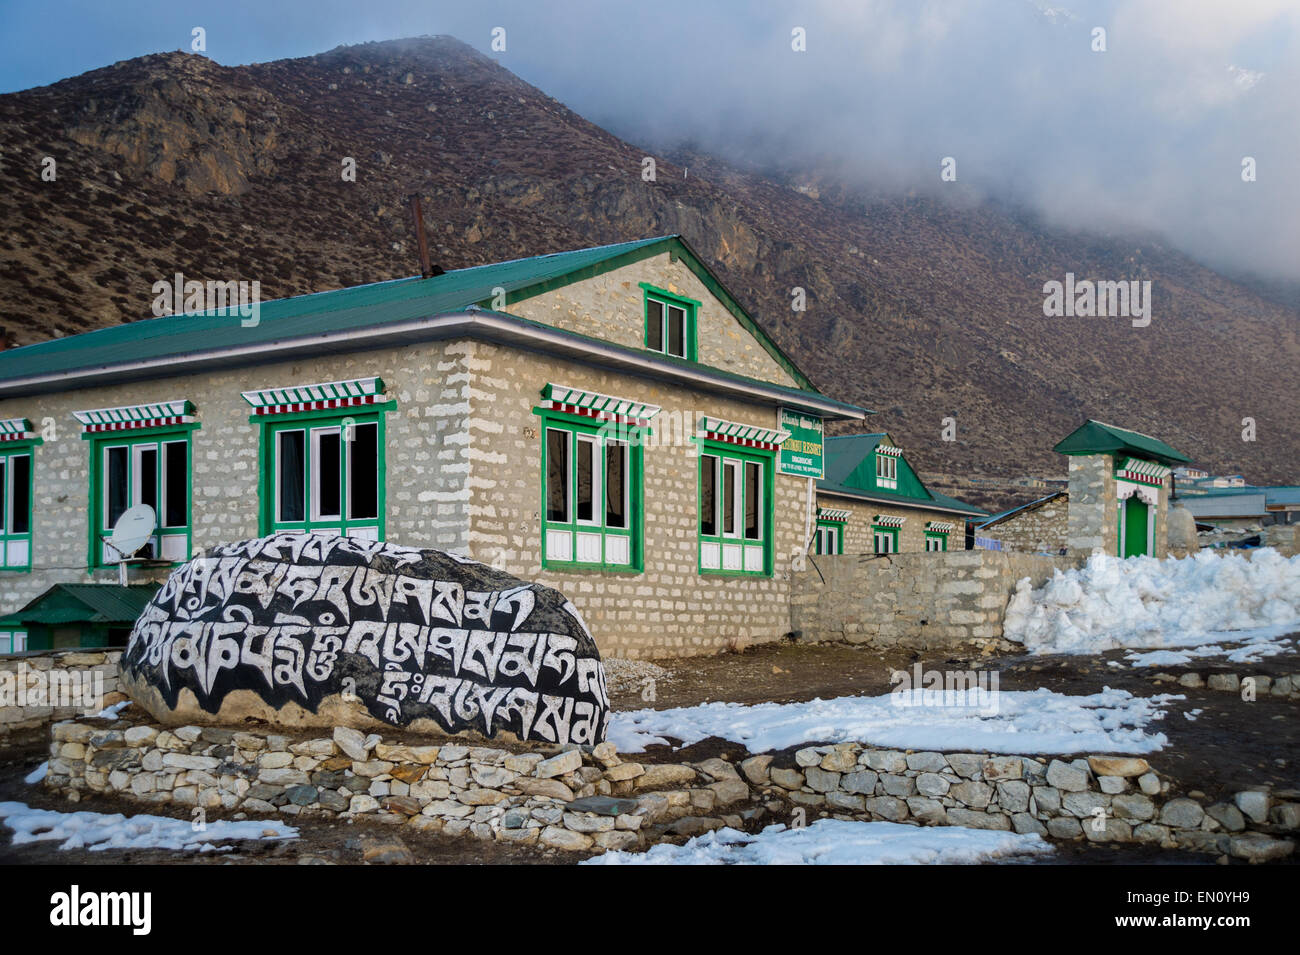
1053;419;1190;467
15;583;159;626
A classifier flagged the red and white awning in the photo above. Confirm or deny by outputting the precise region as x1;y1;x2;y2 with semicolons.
873;515;906;528
818;507;851;522
926;521;956;533
876;445;904;457
73;400;196;433
1116;457;1172;485
242;377;385;416
699;416;790;451
540;383;661;427
0;418;36;442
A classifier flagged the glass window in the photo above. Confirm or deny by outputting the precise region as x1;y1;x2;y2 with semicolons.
91;432;192;567
348;423;379;520
700;454;718;536
162;441;187;528
268;416;383;538
605;441;627;529
645;291;694;360
541;419;641;569
277;430;306;524
546;428;570;523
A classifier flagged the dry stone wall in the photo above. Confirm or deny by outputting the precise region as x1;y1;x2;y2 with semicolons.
0;650;123;737
42;711;1297;861
791;551;1078;649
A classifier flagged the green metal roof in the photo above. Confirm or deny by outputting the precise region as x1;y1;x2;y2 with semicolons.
818;433;987;517
15;584;160;626
1053;419;1190;467
0;235;821;394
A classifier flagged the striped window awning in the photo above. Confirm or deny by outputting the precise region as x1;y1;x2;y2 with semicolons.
818;507;851;522
1116;457;1172;485
699;416;790;451
876;445;904;457
242;377;385;416
541;383;661;427
926;521;956;533
0;418;36;442
873;515;906;528
73;400;196;433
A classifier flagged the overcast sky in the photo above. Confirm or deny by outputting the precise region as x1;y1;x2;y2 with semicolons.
2;0;1296;280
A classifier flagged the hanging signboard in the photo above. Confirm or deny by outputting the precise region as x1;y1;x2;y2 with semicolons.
777;408;824;479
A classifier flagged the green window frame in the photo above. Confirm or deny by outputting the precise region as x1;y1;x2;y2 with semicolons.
925;533;948;552
86;425;195;568
539;412;644;572
0;442;37;571
872;525;899;554
814;519;844;555
697;440;774;576
255;407;388;540
0;629;26;653
875;452;898;489
641;283;699;361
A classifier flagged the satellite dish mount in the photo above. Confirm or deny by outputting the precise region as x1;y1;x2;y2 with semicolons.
104;504;157;586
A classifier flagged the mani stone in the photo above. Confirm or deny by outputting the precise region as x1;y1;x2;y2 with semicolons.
118;533;610;745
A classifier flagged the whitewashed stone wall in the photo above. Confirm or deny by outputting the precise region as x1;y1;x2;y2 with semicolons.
503;251;800;389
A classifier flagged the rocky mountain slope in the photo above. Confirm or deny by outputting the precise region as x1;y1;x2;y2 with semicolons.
1;36;1295;485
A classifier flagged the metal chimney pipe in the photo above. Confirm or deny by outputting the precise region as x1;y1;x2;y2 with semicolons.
407;194;442;278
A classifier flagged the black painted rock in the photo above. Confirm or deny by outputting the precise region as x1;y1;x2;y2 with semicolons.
120;534;609;744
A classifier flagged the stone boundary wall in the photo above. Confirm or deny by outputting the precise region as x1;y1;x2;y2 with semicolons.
0;650;123;737
740;743;1295;862
790;551;1079;649
42;713;1296;861
981;496;1068;554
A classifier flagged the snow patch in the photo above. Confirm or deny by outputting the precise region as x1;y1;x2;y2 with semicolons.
608;687;1177;755
584;819;1053;865
1004;549;1300;654
0;801;297;853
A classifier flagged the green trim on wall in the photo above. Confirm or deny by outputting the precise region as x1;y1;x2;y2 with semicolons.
0;437;41;573
252;405;391;541
814;517;845;555
640;282;699;362
696;437;775;577
871;524;900;554
924;531;948;552
535;409;645;574
86;426;197;570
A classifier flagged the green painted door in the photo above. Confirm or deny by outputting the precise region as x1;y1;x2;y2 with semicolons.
1122;497;1149;557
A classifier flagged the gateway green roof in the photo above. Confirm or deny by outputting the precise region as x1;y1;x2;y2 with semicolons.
0;235;820;394
1053;419;1190;467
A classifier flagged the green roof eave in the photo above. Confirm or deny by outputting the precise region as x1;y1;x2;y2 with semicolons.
0;306;870;421
1053;419;1190;466
817;482;988;518
0;234;829;398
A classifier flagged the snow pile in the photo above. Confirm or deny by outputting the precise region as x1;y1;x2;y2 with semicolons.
584;819;1053;865
24;762;48;785
607;687;1177;755
0;801;297;853
1004;548;1300;654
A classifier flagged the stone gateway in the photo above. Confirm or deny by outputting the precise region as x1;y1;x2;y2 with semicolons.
120;534;610;744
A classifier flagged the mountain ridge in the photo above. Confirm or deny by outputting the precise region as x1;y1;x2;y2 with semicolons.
0;35;1295;488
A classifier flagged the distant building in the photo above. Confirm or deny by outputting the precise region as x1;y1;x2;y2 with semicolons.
1173;466;1208;483
813;434;986;554
1053;419;1190;558
976;490;1068;554
1178;486;1300;528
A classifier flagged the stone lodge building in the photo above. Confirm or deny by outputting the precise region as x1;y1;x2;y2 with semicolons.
0;236;884;657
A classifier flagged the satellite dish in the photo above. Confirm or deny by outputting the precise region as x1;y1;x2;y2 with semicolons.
107;504;157;562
